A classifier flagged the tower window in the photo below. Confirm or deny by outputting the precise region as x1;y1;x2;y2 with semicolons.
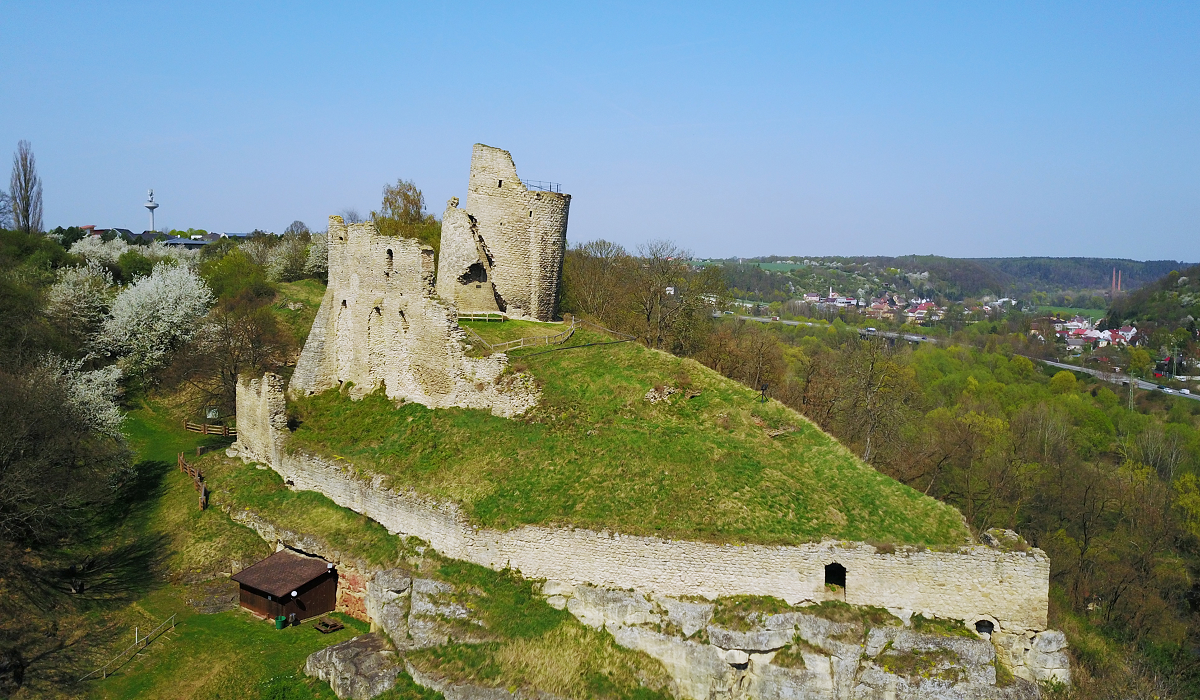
498;179;503;187
341;300;347;307
529;210;533;217
386;249;393;273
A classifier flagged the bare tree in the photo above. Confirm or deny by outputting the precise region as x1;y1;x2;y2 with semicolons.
10;141;42;234
562;239;629;321
338;208;363;224
284;220;310;236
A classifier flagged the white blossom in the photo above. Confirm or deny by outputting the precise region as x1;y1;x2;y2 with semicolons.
46;260;114;336
304;232;328;277
267;234;310;282
99;263;214;374
70;236;130;265
70;236;196;268
38;356;125;440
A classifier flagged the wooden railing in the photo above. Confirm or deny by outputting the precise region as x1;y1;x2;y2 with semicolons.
459;312;507;322
183;421;236;437
178;454;208;510
463;317;579;354
79;614;176;681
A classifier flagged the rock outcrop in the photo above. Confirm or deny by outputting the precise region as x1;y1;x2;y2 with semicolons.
546;582;1050;700
305;633;401;700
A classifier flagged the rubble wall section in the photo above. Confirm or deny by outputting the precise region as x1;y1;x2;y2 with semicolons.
288;216;539;417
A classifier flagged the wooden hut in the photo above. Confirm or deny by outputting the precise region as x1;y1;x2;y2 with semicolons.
231;549;337;622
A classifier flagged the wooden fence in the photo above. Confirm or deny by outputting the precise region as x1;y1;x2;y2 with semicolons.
178;454;208;510
464;317;579;354
459;312;508;322
183;421;236;437
79;614;176;681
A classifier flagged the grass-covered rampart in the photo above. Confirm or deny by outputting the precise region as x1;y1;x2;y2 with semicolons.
288;325;969;546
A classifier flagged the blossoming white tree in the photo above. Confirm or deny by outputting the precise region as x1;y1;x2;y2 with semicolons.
99;263;214;375
37;356;125;440
46;261;114;343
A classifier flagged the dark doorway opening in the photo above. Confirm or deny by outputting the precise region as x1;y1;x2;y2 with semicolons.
825;563;846;589
975;620;995;635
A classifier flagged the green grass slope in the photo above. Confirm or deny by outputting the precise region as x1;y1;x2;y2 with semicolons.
289;325;969;546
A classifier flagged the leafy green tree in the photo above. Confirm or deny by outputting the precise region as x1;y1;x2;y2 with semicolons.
1050;370;1077;393
371;179;440;254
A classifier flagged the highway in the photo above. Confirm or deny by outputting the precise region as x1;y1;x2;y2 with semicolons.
726;313;1198;401
1031;358;1200;402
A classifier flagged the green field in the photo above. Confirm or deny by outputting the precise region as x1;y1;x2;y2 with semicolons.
289;326;969;546
1036;306;1107;320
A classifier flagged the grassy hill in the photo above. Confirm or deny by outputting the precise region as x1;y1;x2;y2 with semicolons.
287;322;970;546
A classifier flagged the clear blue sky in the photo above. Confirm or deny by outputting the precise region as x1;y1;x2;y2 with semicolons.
2;1;1197;260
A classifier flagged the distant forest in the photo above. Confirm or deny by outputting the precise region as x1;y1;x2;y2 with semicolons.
735;255;1193;301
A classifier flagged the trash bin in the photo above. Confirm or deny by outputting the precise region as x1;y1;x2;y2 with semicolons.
275;615;287;629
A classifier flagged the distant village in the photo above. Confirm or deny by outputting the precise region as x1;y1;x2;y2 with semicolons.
74;224;257;249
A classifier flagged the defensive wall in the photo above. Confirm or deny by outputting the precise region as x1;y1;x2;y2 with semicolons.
288;217;539;417
233;374;1050;636
435;144;570;321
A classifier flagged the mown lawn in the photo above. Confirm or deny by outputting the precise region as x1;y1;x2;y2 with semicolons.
77;404;439;700
289;328;969;546
459;318;566;344
86;587;369;700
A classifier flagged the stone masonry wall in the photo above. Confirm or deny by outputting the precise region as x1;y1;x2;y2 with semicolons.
454;143;570;321
272;449;1048;633
233;373;288;468
288;216;539;418
232;373;1050;636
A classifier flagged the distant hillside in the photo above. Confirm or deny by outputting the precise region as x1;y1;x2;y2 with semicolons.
1107;263;1200;330
288;323;969;546
732;255;1191;302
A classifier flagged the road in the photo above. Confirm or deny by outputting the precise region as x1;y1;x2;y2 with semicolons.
732;314;939;344
1031;358;1200;402
725;313;1198;401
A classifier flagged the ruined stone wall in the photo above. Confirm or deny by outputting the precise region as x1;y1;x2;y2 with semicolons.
232;372;288;468
444;143;569;321
224;385;1049;635
435;199;500;313
288;216;539;418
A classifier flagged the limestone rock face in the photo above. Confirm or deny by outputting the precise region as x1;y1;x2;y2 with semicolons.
566;585;660;629
365;569;411;647
305;633;400;700
407;578;491;649
545;583;1053;700
994;629;1071;685
1026;630;1070;684
657;596;715;638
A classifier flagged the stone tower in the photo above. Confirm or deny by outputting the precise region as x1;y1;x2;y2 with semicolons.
437;144;571;322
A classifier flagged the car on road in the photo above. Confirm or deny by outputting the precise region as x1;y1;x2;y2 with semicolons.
866;327;877;333
1181;388;1192;395
770;316;780;321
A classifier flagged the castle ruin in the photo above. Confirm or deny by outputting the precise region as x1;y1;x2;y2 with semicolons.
288;144;566;416
437;144;570;321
